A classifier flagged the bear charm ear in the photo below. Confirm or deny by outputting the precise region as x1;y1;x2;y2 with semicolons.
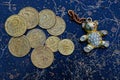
94;20;98;25
82;23;85;28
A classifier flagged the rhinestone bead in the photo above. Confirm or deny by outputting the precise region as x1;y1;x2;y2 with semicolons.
88;32;102;47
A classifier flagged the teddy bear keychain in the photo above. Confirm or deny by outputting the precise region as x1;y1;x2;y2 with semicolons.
68;10;109;53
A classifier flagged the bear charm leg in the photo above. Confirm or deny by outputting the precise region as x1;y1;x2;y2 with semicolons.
101;41;109;47
84;44;94;53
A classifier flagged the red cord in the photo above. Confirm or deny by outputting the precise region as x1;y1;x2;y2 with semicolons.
68;10;86;24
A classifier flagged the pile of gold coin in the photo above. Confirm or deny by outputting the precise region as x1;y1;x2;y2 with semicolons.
5;7;75;69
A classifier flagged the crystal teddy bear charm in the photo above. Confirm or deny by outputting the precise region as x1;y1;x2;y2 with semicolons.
80;17;109;52
68;10;109;52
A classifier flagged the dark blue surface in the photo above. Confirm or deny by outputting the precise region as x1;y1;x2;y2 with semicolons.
0;0;120;80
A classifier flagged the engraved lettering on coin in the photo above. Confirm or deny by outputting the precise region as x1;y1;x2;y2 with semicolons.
19;7;39;29
58;39;75;55
47;16;66;36
39;9;56;29
8;35;31;57
5;15;27;37
26;29;46;48
45;36;60;52
31;45;54;69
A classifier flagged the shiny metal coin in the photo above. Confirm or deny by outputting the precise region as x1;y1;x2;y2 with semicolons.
45;36;60;52
8;35;31;57
39;9;56;29
47;16;66;36
19;7;39;29
5;15;27;37
31;45;54;69
58;39;75;55
26;29;46;48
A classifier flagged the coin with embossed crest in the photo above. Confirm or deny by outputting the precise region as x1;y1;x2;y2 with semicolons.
8;35;31;57
31;45;54;69
45;36;60;52
58;39;75;55
5;15;27;37
39;9;56;29
19;7;39;29
47;16;66;36
26;29;46;48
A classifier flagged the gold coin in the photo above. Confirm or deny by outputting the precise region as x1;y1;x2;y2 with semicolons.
31;45;54;69
19;7;39;29
58;39;75;55
8;35;31;57
39;9;56;29
5;15;27;37
45;36;60;52
26;29;46;48
47;16;66;36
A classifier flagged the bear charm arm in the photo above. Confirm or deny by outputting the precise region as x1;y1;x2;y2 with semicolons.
99;30;108;36
80;35;88;42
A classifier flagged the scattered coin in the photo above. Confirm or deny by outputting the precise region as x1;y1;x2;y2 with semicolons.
39;9;56;29
47;16;66;36
5;15;27;37
19;7;39;29
8;35;31;57
58;39;75;55
26;28;46;48
45;36;60;52
31;45;54;69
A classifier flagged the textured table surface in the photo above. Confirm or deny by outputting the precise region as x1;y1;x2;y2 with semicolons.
0;0;120;80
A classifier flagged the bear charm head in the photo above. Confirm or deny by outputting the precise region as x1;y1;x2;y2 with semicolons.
82;17;98;32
